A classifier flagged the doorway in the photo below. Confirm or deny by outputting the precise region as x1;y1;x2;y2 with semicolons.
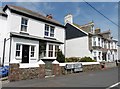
22;45;29;63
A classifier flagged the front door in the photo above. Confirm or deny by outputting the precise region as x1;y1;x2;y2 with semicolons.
22;45;29;63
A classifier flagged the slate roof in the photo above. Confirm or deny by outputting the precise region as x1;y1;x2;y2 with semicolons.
73;22;117;42
73;21;94;33
3;5;65;28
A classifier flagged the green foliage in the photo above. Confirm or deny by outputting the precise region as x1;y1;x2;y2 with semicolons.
65;57;80;62
57;50;65;63
79;57;96;62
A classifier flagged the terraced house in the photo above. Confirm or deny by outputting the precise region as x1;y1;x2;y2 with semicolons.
0;5;65;67
65;14;118;62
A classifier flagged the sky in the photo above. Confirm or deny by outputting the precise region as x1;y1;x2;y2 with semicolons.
1;2;118;40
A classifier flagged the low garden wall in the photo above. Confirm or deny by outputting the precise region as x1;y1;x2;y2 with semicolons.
8;60;117;82
103;62;116;68
9;61;45;82
59;62;101;74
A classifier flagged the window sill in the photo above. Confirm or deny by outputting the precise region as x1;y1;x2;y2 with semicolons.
44;36;55;39
42;57;56;59
15;57;22;60
20;31;29;35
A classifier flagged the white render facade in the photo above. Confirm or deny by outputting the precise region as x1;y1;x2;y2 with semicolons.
0;5;65;66
91;35;118;62
65;14;118;62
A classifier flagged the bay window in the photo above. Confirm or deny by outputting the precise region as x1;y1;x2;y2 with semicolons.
55;45;59;57
48;45;53;57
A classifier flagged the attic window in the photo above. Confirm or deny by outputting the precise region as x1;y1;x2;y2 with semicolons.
21;18;28;32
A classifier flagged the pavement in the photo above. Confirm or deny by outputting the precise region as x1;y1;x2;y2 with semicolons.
2;67;120;88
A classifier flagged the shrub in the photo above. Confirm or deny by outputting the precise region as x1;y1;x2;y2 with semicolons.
79;57;96;62
65;57;80;62
57;50;65;63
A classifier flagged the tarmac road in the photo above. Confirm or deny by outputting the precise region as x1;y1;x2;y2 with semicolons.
2;67;119;88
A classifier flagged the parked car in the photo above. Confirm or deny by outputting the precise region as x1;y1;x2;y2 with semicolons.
0;66;9;77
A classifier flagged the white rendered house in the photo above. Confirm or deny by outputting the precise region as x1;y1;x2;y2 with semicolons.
65;14;118;62
0;5;65;66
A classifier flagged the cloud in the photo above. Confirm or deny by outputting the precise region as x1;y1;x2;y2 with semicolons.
42;2;54;10
74;7;80;17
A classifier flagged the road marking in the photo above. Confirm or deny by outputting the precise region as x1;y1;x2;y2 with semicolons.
106;82;120;89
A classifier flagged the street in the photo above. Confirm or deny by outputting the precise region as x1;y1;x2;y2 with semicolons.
2;67;119;88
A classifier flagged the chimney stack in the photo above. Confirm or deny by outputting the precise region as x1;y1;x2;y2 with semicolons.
64;14;73;24
95;28;101;34
46;14;52;19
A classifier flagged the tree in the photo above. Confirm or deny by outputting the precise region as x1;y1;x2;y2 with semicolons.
56;49;65;63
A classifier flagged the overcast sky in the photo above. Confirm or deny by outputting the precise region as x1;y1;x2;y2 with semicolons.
1;2;118;40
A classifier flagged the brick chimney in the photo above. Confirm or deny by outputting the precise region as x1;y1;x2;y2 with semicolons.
46;14;52;19
95;28;101;34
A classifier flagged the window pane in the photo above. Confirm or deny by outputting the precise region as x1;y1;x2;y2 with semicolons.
21;18;28;25
45;32;49;36
49;51;53;57
16;51;20;56
45;24;49;31
21;25;27;32
31;52;34;57
16;44;20;50
55;46;59;51
50;26;54;37
55;46;59;57
31;46;35;51
21;18;28;32
50;33;54;37
31;46;35;57
49;45;53;50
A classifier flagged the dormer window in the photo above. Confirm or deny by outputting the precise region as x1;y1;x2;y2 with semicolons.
21;18;28;32
44;24;55;37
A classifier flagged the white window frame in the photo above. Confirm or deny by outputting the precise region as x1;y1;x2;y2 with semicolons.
92;37;96;46
30;45;36;58
55;45;59;57
98;38;100;46
21;17;28;33
48;44;54;57
15;44;22;59
42;43;60;59
44;24;55;38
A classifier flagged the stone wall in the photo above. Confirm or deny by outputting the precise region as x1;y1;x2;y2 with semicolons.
104;62;116;68
9;63;20;82
82;64;101;72
60;64;101;74
19;67;39;80
52;64;61;76
9;63;45;82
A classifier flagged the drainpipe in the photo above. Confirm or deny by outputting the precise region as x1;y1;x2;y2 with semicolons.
9;37;12;65
2;38;6;67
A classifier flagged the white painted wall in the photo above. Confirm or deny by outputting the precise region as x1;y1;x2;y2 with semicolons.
1;8;65;66
7;10;65;54
66;36;93;59
0;15;8;65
